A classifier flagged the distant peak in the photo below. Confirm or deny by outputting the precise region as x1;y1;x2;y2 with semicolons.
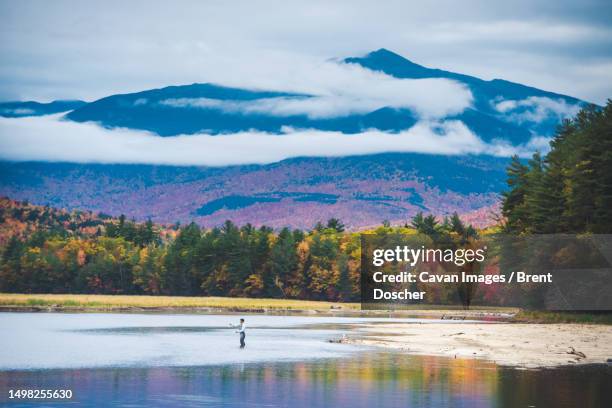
350;48;423;68
367;48;403;58
343;48;431;79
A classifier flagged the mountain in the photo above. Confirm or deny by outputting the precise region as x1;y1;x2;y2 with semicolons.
62;49;586;144
345;49;582;105
0;153;504;229
0;100;86;117
346;49;585;138
0;49;588;229
65;83;420;137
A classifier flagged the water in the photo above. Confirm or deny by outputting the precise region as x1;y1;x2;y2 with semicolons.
0;313;610;407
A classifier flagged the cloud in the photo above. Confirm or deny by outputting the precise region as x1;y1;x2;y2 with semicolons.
158;73;472;119
485;136;553;157
427;20;612;45
1;108;35;116
494;96;582;123
171;56;474;119
0;114;543;166
1;1;610;104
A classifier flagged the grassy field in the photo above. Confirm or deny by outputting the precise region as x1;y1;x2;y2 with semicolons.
4;294;606;324
0;293;360;312
0;293;522;319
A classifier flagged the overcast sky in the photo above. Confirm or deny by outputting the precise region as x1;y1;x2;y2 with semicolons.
1;0;611;104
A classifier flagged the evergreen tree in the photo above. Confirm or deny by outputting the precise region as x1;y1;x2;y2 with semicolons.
0;236;25;292
410;212;425;231
523;152;550;233
219;220;251;295
589;103;612;232
501;155;530;233
267;228;297;297
501;101;612;234
163;222;200;295
326;218;345;233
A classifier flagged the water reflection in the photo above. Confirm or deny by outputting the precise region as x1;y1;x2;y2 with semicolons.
1;313;610;407
1;353;609;407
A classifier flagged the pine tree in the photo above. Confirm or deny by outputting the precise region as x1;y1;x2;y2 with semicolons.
163;222;200;295
410;212;425;231
524;152;551;233
501;155;530;233
268;228;297;297
590;102;612;232
0;236;25;292
501;101;612;234
326;218;345;233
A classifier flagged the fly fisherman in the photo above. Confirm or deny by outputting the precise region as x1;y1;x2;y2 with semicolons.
233;318;246;348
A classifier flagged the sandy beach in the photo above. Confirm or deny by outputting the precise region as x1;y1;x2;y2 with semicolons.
350;322;612;368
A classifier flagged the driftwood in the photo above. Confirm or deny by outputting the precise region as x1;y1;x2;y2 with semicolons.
328;334;349;344
566;346;586;359
441;314;466;320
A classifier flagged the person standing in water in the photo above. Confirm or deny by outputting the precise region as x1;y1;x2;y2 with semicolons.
235;318;246;348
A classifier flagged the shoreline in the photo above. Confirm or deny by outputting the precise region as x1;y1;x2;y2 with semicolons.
1;294;611;369
0;293;516;319
348;322;612;368
0;305;514;321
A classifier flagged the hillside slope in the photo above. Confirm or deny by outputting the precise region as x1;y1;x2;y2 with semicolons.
0;153;505;229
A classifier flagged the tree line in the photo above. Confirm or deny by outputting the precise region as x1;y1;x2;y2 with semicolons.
502;101;612;234
0;212;362;300
0;197;479;302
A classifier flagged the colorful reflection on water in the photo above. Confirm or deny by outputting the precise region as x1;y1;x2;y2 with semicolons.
2;352;610;407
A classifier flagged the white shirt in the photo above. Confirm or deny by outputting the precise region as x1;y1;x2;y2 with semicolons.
238;322;246;333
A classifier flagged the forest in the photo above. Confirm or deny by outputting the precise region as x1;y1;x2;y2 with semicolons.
0;195;479;302
502;101;612;234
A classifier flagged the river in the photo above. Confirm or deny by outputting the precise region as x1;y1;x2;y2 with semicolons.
0;313;609;407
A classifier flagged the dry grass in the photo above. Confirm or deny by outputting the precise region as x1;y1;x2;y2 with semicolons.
0;293;521;318
0;293;360;311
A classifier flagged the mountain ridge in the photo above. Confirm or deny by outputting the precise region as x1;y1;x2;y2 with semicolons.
51;49;587;143
349;48;584;104
0;100;86;117
2;49;587;148
0;152;505;229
